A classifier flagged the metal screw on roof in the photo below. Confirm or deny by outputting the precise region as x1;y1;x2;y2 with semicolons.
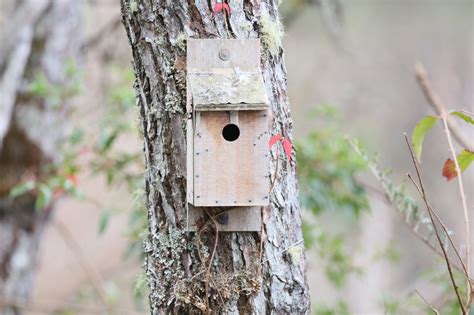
219;48;230;61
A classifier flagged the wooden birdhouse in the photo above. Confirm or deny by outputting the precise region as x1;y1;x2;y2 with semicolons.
186;39;270;231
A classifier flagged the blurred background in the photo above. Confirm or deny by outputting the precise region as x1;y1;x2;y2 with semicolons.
0;0;472;314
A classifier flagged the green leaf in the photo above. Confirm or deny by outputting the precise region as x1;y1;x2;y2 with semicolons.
9;180;36;198
451;111;474;126
35;184;52;211
458;150;474;172
69;127;84;145
29;72;50;98
98;210;113;235
412;115;438;160
97;130;118;152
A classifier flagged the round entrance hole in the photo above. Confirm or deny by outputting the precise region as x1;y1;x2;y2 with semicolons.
222;124;240;142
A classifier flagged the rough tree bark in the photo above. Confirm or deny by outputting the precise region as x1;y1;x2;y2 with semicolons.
0;0;81;313
121;1;310;313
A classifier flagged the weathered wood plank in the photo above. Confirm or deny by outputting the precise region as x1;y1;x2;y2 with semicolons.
193;111;269;207
187;205;261;232
187;39;261;71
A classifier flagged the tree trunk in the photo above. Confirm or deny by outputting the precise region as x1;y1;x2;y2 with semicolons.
0;0;81;313
121;1;310;313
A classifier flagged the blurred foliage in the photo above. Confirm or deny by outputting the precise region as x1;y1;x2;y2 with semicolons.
296;105;368;312
84;65;146;259
11;63;149;309
29;58;81;109
9;59;83;211
350;138;469;314
297;106;369;218
314;300;350;315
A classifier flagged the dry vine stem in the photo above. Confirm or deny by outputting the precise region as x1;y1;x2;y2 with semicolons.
404;134;466;313
414;289;440;315
440;114;472;308
415;63;472;306
356;177;467;273
195;209;224;313
406;175;469;279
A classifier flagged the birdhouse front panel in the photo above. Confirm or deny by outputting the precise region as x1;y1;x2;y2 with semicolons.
193;110;269;207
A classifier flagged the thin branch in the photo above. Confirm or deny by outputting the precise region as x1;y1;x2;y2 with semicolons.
406;173;470;280
415;63;472;309
404;133;466;314
414;63;474;152
196;209;224;313
349;140;466;274
414;289;440;315
358;179;465;274
441;113;472;308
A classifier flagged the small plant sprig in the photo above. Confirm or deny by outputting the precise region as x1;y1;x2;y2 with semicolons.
411;63;473;313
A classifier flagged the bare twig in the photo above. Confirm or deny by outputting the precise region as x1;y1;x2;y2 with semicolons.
404;134;466;314
196;208;224;313
415;63;472;309
414;63;474;152
414;289;440;315
441;113;472;308
406;173;470;280
358;178;465;274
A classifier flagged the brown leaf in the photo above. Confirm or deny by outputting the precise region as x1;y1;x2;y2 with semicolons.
442;159;457;181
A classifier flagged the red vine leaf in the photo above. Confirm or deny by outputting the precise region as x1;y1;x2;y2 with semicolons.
222;3;231;15
269;134;283;148
213;2;231;15
213;3;223;14
442;150;474;181
282;138;293;162
68;174;79;186
442;159;457;181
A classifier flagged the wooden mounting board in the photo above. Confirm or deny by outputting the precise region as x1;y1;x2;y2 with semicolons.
187;205;261;232
186;39;269;232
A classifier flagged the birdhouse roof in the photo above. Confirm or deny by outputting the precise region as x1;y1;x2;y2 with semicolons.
188;70;269;111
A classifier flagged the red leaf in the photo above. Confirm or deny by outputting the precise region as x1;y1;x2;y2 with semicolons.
68;174;79;186
53;188;65;199
222;3;231;15
269;134;283;148
213;3;223;14
282;138;293;162
442;159;457;181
